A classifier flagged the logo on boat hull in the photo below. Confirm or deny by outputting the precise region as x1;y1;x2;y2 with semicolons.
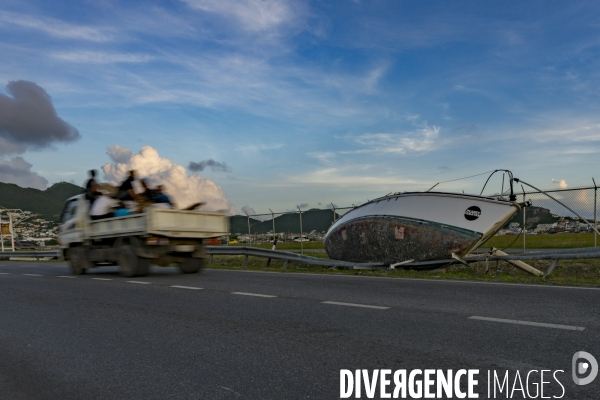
464;206;481;221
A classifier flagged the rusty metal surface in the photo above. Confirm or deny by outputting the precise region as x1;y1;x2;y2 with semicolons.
324;216;480;263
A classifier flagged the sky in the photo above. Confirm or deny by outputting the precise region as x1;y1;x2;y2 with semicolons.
1;0;600;215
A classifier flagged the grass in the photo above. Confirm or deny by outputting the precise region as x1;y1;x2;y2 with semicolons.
485;232;599;249
229;233;600;250
208;255;600;288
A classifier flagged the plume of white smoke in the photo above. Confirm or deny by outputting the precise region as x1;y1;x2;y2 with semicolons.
102;145;236;214
552;179;568;189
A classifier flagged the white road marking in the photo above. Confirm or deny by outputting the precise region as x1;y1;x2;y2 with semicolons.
231;292;277;298
0;272;11;275
127;281;151;284
469;316;585;331
170;285;203;290
23;274;42;276
322;301;390;310
91;278;113;281
57;275;76;278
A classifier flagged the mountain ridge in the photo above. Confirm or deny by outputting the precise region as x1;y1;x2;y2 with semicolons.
0;181;83;220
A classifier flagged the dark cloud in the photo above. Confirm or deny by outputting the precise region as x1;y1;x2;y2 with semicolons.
0;80;80;155
188;159;232;173
0;156;48;189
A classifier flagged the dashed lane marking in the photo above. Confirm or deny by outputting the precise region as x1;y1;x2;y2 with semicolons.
91;278;113;281
0;272;11;275
231;292;277;298
23;274;42;277
469;316;585;331
57;276;76;278
126;281;151;285
170;285;203;290
322;301;390;310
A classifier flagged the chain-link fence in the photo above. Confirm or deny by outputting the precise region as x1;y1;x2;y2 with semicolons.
226;185;600;252
488;184;599;251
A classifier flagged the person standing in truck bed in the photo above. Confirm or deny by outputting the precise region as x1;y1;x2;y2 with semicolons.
117;170;138;202
85;169;100;206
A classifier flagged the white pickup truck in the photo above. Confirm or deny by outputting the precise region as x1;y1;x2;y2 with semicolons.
58;195;229;277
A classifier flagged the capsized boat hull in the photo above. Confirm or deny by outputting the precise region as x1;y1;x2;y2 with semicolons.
324;192;521;264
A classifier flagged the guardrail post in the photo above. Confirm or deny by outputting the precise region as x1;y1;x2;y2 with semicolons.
208;254;213;265
242;255;248;268
266;258;271;267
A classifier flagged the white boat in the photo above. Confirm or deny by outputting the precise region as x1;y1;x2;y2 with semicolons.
324;171;527;264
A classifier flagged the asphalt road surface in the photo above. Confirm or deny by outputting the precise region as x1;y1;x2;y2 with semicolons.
1;261;599;399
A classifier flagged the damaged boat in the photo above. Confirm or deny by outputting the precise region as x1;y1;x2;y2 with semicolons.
324;170;529;264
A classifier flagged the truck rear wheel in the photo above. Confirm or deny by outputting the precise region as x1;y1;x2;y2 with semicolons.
69;247;88;275
178;257;203;274
118;244;150;277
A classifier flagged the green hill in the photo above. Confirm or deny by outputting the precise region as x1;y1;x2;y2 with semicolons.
0;181;83;221
229;209;339;234
504;206;560;229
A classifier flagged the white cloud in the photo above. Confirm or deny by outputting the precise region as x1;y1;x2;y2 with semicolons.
307;152;335;165
287;165;428;191
106;144;133;164
182;0;297;32
235;143;283;156
102;146;236;214
344;125;442;155
0;11;114;42
552;179;568;189
51;51;153;64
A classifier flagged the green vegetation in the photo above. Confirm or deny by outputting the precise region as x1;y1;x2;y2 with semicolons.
0;181;82;221
486;232;598;249
208;256;600;288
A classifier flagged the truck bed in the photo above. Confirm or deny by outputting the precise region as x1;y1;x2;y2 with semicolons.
86;207;229;239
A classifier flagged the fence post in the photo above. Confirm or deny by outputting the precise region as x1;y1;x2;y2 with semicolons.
297;206;303;255
522;188;526;254
244;211;251;247
269;208;276;250
331;203;336;223
594;178;598;247
0;211;4;252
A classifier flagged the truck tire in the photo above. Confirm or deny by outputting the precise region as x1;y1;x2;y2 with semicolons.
118;244;149;277
178;257;203;274
69;247;88;275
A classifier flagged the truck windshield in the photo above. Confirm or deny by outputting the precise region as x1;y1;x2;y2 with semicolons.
61;199;78;223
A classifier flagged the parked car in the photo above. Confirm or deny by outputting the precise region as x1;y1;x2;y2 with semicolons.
15;240;39;249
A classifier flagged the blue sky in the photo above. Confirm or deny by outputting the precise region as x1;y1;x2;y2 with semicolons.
1;0;600;214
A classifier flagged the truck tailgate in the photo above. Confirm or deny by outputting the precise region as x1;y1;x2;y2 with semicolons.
147;208;229;238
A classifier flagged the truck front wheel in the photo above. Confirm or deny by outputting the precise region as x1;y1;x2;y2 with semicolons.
69;247;88;275
118;244;150;277
178;257;203;274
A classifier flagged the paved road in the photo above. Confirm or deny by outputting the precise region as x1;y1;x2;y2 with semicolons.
0;262;599;399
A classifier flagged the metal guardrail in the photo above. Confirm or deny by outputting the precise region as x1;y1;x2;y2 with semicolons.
205;246;386;269
4;246;600;272
0;250;61;259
